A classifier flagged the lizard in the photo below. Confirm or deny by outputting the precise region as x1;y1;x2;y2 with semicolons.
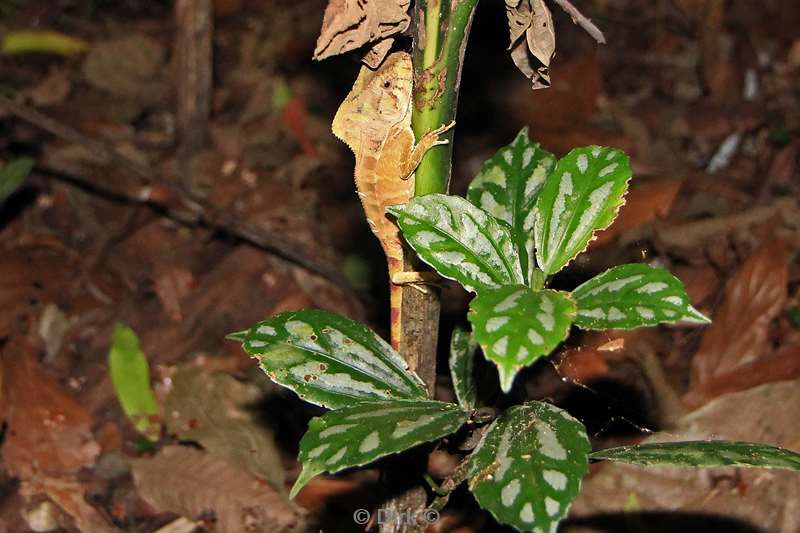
332;51;454;351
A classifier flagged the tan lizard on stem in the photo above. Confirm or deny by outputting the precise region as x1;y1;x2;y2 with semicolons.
332;51;454;350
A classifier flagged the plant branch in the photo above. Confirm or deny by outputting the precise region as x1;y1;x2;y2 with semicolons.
551;0;606;44
381;2;479;532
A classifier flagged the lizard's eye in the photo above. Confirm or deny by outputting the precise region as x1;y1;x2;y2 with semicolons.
383;81;391;88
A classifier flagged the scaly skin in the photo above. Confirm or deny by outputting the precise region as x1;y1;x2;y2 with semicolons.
332;51;453;350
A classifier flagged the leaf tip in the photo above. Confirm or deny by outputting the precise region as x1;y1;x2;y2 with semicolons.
225;329;249;342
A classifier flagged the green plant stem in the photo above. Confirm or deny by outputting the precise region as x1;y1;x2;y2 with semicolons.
412;0;479;196
382;3;479;532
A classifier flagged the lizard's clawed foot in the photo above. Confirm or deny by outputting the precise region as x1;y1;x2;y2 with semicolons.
419;120;457;147
391;271;441;294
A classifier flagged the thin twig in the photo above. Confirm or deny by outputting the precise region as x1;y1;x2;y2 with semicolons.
0;95;353;290
551;0;606;44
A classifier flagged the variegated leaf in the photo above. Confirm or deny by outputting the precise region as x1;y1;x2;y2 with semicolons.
291;399;469;498
469;286;575;391
572;264;710;330
466;401;590;533
534;146;632;275
388;194;524;293
449;327;480;410
590;441;800;471
467;128;556;282
231;309;427;409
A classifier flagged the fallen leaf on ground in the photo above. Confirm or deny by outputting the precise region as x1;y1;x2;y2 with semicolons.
281;97;319;158
673;266;720;308
153;265;196;322
593;178;684;247
20;478;115;533
685;344;800;408
26;66;72;106
557;347;610;382
133;445;304;533
164;366;286;490
690;240;788;389
1;337;99;478
82;35;169;105
572;380;800;533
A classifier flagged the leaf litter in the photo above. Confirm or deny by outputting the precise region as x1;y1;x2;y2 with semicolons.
0;0;799;530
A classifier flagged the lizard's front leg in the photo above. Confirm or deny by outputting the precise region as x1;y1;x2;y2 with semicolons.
390;121;456;293
400;120;456;179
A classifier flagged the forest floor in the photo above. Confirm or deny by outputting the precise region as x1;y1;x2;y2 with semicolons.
0;0;799;531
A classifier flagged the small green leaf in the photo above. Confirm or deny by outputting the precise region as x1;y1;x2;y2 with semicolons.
0;157;33;203
291;399;469;498
388;194;524;293
590;441;800;471
108;324;160;439
534;146;632;275
467;128;556;282
449;327;480;410
466;401;590;533
469;286;575;391
572;263;710;330
236;309;428;409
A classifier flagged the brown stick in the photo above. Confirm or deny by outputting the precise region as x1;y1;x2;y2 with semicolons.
174;0;213;180
0;95;353;289
551;0;606;44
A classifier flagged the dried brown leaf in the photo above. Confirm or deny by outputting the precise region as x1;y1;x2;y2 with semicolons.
690;240;788;389
153;265;195;322
526;0;556;67
314;0;410;61
164;366;286;490
593;178;684;247
20;478;115;533
362;37;395;69
557;347;609;382
1;338;99;479
82;35;169;105
506;0;555;89
133;446;305;533
685;345;800;408
572;380;800;533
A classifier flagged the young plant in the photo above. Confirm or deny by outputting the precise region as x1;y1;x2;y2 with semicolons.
230;130;800;532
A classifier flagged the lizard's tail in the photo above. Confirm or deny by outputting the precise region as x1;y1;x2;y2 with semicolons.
387;256;403;351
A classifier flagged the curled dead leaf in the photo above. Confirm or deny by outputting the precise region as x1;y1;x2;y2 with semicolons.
314;0;410;62
506;0;555;89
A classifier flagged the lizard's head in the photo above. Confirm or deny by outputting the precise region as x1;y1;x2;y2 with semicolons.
362;52;413;124
332;51;413;146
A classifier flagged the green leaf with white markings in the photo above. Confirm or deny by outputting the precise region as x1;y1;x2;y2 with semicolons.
388;194;524;293
590;441;800;471
469;286;575;391
467;128;556;282
232;309;428;409
466;401;590;533
449;327;480;410
572;263;710;330
534;146;632;275
291;399;469;498
0;157;33;203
